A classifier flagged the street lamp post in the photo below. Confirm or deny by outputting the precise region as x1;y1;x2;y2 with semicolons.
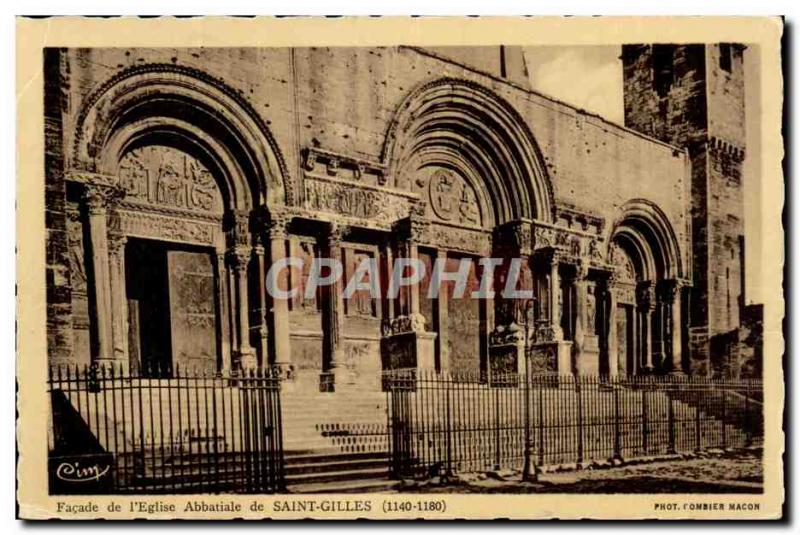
521;299;537;482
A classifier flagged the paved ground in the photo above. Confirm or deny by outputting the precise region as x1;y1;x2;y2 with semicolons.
399;448;763;494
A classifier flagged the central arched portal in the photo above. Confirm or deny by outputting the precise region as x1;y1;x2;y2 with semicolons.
381;78;554;379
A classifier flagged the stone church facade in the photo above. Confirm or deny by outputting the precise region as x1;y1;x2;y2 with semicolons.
43;44;749;389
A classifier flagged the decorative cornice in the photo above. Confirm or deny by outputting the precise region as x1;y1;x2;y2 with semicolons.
555;203;605;234
303;147;386;185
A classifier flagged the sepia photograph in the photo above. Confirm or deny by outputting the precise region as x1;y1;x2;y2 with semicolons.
15;15;784;520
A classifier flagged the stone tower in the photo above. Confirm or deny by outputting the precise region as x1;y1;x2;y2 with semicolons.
622;44;747;376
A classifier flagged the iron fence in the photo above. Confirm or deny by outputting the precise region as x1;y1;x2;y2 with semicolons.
48;363;284;494
385;370;763;479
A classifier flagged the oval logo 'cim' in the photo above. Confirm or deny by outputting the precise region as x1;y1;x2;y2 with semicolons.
55;461;110;483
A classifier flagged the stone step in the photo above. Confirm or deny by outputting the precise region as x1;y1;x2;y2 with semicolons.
285;457;387;475
285;450;389;464
287;478;400;494
284;465;390;486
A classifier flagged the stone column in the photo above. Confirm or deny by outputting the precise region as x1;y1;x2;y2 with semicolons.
382;207;435;372
603;275;619;378
435;249;450;373
572;262;589;367
322;223;346;375
253;244;269;364
664;279;684;374
265;211;292;377
543;250;564;341
230;247;256;369
216;252;232;372
488;221;533;378
83;186;119;365
107;232;128;365
637;282;655;373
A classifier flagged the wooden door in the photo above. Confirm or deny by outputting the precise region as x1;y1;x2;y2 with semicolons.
167;249;218;371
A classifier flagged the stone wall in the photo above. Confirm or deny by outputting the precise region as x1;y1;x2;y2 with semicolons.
44;48;74;366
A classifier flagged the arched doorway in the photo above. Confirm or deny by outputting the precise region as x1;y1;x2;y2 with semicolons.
381;78;553;378
607;201;686;375
67;64;289;374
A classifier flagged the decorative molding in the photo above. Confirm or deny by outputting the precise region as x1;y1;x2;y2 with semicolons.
119;210;216;246
66;170;119;187
303;175;414;223
116;200;222;223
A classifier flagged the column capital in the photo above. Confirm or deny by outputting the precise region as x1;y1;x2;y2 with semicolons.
636;281;656;310
533;246;563;266
394;201;429;242
593;265;616;289
658;278;684;303
83;184;124;215
259;205;292;240
493;219;534;257
225;209;252;247
227;246;252;271
107;232;127;257
323;222;349;248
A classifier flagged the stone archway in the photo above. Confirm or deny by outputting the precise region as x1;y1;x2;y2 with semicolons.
67;64;289;372
608;200;686;375
380;78;554;377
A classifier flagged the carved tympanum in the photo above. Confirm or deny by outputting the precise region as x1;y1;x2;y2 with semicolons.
420;168;482;227
118;146;222;213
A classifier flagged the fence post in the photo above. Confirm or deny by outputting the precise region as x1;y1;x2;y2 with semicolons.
641;382;649;454
445;374;453;479
721;388;727;449
744;391;752;447
537;380;544;467
613;382;621;460
694;388;702;452
576;377;584;464
494;384;501;470
667;386;676;454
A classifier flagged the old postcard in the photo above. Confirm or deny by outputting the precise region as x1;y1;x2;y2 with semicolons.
16;16;784;520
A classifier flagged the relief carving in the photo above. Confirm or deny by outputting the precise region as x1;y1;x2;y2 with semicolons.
426;169;481;227
610;243;637;283
304;177;411;222
120;211;216;245
118;146;221;213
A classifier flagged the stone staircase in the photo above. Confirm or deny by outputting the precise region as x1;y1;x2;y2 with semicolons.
280;389;398;493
